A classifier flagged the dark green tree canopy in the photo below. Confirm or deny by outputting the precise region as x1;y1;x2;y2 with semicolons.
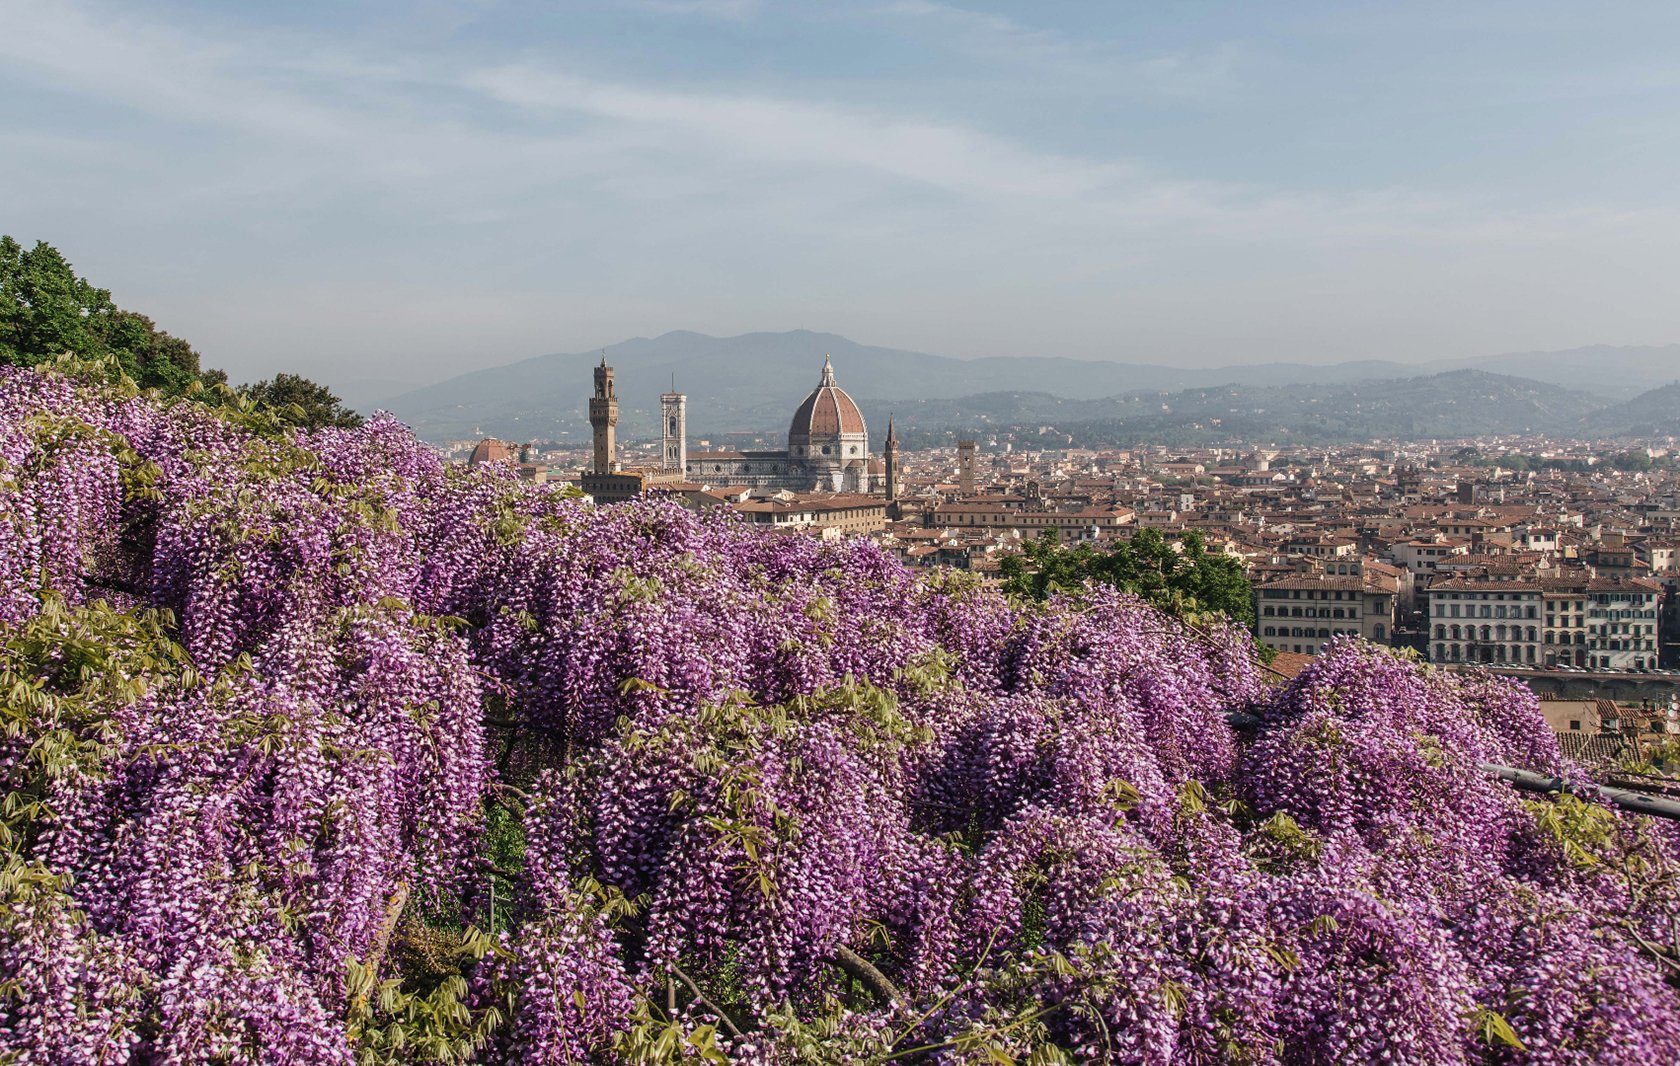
0;236;210;393
2;236;362;431
239;373;364;430
998;526;1257;627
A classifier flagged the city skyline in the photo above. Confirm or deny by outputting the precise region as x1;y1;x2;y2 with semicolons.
9;1;1680;388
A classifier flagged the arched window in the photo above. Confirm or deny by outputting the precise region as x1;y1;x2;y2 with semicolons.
1435;625;1446;639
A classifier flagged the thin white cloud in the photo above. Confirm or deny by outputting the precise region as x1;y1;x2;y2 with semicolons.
869;0;1249;101
461;66;1131;201
7;0;1680;379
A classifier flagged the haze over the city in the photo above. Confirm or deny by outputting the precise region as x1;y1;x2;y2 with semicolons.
8;0;1680;390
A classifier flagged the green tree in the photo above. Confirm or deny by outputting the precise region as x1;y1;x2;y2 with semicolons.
0;236;216;393
998;526;1256;627
1610;450;1653;472
240;373;364;430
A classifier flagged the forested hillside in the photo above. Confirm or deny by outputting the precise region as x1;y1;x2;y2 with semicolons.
3;361;1679;1064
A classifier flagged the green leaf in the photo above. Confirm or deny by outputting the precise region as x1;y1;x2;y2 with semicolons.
1474;1006;1527;1051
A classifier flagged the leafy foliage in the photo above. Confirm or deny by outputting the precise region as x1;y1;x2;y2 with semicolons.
0;236;214;394
2;363;1679;1064
242;371;366;429
998;527;1256;627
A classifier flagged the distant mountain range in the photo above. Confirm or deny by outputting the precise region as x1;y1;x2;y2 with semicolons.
364;330;1680;445
1580;383;1680;438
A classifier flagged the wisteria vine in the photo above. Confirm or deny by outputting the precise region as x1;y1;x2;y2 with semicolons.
2;362;1678;1065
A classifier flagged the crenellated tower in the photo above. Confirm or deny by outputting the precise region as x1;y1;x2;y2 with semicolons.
589;353;618;475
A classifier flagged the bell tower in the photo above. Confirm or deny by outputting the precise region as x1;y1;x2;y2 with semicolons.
589;353;618;475
661;383;686;473
883;415;899;502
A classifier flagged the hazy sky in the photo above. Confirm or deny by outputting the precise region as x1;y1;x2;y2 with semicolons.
7;0;1680;389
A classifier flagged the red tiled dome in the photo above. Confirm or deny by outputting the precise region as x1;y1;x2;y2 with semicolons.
468;439;514;466
788;357;866;444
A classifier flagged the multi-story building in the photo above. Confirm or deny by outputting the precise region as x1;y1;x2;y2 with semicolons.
1542;579;1589;669
1540;576;1662;671
1573;577;1660;671
731;493;888;538
1256;559;1398;657
1427;576;1544;667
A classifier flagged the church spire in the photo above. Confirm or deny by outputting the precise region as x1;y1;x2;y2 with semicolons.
819;354;836;387
883;413;900;503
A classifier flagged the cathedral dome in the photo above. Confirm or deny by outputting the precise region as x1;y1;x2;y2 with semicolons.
788;356;867;456
468;439;515;466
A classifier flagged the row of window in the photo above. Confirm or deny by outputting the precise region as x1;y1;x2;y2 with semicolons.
1263;626;1360;639
1434;625;1539;642
1434;591;1535;601
1432;645;1655;669
1261;606;1359;619
1261;589;1363;600
1431;603;1538;619
1261;624;1387;640
1432;643;1539;664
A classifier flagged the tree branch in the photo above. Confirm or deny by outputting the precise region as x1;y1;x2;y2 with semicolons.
669;964;744;1038
364;881;410;982
830;944;902;1005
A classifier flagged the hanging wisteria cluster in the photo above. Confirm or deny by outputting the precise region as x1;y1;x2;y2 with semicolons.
2;362;1678;1065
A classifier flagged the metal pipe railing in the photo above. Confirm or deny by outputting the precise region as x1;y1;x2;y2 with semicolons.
1477;763;1680;821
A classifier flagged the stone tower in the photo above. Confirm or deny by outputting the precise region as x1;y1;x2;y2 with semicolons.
883;416;900;502
957;439;977;496
589;353;618;475
661;385;686;474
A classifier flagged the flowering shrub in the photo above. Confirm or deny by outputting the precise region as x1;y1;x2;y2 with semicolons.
2;363;1677;1064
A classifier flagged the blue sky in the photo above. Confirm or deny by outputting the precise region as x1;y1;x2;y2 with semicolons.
6;0;1680;389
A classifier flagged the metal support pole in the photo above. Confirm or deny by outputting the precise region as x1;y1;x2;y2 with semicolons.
1477;763;1680;821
